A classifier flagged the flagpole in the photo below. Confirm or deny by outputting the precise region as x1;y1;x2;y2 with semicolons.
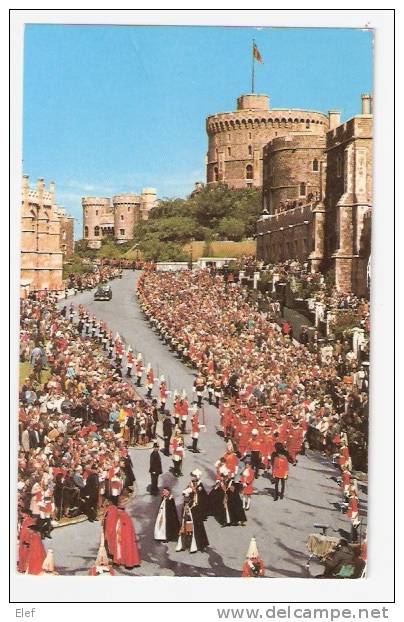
251;39;255;93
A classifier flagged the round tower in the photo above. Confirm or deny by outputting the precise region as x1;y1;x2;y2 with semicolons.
113;194;141;243
206;93;329;189
140;188;157;220
262;133;326;214
82;197;111;249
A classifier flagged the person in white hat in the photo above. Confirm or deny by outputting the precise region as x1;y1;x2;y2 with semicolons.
241;537;265;577
126;347;134;378
135;353;144;387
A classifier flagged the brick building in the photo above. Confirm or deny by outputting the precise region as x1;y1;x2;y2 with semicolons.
206;93;329;189
256;95;372;295
82;188;157;249
20;176;72;295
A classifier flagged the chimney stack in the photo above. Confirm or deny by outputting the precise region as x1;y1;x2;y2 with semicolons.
361;93;372;115
328;111;341;130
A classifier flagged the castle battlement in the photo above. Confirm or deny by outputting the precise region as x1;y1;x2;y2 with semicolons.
206;93;330;189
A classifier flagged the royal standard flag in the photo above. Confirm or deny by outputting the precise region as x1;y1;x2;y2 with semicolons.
253;43;264;64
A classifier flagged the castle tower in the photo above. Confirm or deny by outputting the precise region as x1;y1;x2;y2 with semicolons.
206;93;329;189
139;188;157;220
326;95;373;295
262;133;326;214
113;194;142;243
20;176;64;293
82;197;112;249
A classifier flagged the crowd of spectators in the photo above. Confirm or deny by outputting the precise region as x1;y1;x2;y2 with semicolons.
17;292;161;540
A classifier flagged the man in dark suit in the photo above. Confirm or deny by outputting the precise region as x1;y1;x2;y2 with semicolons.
162;413;173;456
149;443;163;495
28;425;41;450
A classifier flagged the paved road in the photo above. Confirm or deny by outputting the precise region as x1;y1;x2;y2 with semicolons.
51;271;367;577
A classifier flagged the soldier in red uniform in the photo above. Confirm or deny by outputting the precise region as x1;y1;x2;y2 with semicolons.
190;405;201;453
145;363;154;398
159;375;169;413
271;442;293;501
135;353;144;387
126;347;134;378
239;460;255;510
287;420;305;465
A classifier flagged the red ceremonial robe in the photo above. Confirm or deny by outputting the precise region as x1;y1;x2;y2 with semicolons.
113;509;141;568
25;531;46;575
104;504;119;557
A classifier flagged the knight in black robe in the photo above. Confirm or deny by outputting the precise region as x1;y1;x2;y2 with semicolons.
176;489;209;553
154;488;180;542
122;455;135;491
208;474;247;527
189;470;209;521
81;470;99;522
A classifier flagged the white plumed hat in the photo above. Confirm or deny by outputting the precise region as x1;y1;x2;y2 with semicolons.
246;536;259;559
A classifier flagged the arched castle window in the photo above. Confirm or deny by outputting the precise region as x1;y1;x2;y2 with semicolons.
120;229;125;236
313;159;319;172
121;214;124;220
213;166;219;182
246;165;253;180
84;226;88;237
94;225;100;237
248;145;252;156
299;182;306;197
228;147;231;156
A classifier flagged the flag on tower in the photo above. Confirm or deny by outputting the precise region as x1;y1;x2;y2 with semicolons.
253;42;263;64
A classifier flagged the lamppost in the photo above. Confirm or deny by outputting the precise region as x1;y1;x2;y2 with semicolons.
189;238;194;270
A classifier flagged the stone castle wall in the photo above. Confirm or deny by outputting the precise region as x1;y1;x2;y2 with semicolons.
262;133;326;214
256;203;314;264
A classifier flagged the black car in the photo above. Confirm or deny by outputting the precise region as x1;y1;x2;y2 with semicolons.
94;285;112;301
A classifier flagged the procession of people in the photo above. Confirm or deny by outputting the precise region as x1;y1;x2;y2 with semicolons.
17;262;368;577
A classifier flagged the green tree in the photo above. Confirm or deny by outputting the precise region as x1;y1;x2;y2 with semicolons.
218;217;245;241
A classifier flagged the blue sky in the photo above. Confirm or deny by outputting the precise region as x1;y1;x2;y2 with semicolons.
23;24;373;235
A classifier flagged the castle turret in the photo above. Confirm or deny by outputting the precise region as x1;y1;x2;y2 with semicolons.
82;197;112;249
140;188;157;220
113;194;141;243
